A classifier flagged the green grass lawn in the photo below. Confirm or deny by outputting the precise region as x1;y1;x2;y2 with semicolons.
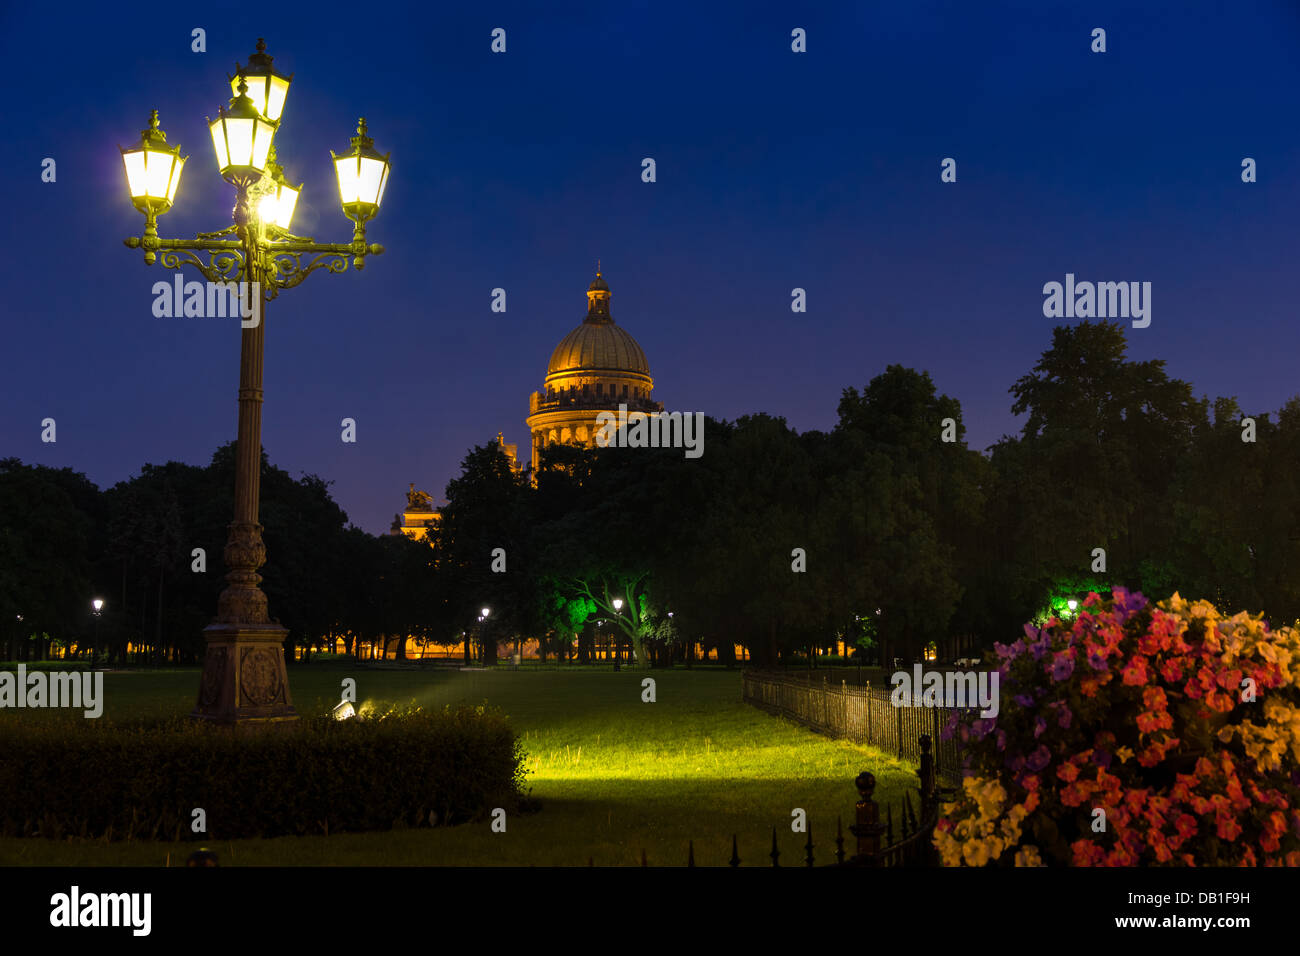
0;663;918;866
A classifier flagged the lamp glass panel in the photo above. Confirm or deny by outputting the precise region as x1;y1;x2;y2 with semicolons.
222;116;255;167
144;150;175;199
266;77;289;121
375;163;390;207
232;75;290;122
258;192;279;224
209;120;230;169
122;150;148;199
357;156;387;205
335;156;360;203
165;155;186;203
276;184;299;228
250;118;274;171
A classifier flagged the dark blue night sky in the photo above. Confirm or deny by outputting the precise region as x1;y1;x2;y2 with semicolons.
3;1;1298;533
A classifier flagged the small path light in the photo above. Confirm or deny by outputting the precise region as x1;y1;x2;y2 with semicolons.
332;700;357;721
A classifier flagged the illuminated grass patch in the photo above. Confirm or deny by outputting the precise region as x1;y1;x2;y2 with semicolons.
0;666;915;866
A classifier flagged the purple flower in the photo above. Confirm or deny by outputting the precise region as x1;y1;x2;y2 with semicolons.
971;717;995;740
1026;745;1051;773
939;710;961;742
1056;704;1073;729
1112;587;1148;619
1033;716;1047;738
1014;694;1034;708
1087;648;1109;671
995;730;1007;752
1050;652;1075;682
995;639;1025;661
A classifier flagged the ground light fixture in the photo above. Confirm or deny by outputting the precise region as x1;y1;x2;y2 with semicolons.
118;37;392;725
332;700;356;721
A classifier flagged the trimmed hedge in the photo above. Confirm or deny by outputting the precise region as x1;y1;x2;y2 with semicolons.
0;705;527;841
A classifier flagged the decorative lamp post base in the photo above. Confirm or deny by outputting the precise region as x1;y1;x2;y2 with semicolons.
191;622;298;725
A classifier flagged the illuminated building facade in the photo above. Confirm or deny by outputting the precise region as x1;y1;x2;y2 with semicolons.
525;269;661;472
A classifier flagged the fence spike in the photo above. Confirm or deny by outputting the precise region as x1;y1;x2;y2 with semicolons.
886;802;895;843
770;826;781;867
730;834;740;868
835;815;845;865
805;821;815;867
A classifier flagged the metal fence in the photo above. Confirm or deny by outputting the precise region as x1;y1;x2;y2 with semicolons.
741;669;964;785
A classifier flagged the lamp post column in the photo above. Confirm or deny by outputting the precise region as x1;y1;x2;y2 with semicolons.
192;226;297;725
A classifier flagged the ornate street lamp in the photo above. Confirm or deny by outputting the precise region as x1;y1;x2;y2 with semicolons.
258;149;302;231
91;598;104;665
230;38;292;123
332;119;391;232
118;38;392;725
119;111;187;265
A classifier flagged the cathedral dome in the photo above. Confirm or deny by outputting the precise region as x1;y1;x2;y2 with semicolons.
547;322;649;376
546;270;650;377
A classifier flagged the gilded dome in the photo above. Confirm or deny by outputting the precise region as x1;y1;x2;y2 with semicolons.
546;271;650;377
548;323;649;376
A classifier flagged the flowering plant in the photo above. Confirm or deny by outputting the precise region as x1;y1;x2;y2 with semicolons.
934;590;1300;866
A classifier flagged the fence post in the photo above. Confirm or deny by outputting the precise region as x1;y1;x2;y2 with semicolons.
849;771;884;866
896;698;904;758
841;680;848;738
821;675;828;731
918;733;936;819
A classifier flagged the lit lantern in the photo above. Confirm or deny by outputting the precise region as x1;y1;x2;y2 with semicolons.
257;150;302;230
209;76;276;183
332;118;391;223
230;38;292;123
258;181;300;230
119;110;187;215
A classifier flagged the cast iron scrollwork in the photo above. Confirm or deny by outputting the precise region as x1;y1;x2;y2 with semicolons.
158;248;245;283
266;250;351;291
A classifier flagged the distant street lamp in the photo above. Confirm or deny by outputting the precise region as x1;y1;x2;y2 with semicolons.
91;598;104;666
477;608;491;664
117;39;392;725
611;598;624;671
